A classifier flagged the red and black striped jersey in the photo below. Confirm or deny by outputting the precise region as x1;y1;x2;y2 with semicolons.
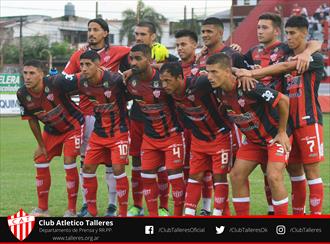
56;71;129;138
281;52;324;129
17;75;84;135
63;45;131;116
198;45;247;73
172;75;230;142
126;68;183;139
244;41;290;91
180;57;199;78
218;81;288;146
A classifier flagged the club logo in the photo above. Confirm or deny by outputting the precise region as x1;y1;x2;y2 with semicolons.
104;90;112;98
104;55;110;63
153;80;160;88
153;90;161;98
238;98;245;107
187;94;195;101
44;86;50;93
47;93;54;101
7;209;35;241
26;95;32;102
261;90;274;101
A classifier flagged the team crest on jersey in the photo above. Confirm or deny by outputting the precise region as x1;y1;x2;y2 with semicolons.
104;90;112;98
153;89;161;98
83;81;88;88
270;53;278;62
274;47;279;53
191;67;199;75
7;209;35;241
103;82;109;88
153;80;160;88
187;94;195;102
238;98;245;107
26;95;32;102
104;55;110;63
44;86;50;93
47;93;54;101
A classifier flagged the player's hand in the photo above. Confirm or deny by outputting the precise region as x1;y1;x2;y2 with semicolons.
251;64;262;70
291;52;310;74
196;46;208;63
235;68;252;78
122;69;133;85
237;77;257;91
270;132;291;153
230;43;242;53
34;145;48;161
151;43;169;63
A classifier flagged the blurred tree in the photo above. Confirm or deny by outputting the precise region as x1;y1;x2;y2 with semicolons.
50;41;75;60
119;0;167;45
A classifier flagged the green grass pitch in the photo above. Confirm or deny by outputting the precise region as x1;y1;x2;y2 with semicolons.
0;115;329;216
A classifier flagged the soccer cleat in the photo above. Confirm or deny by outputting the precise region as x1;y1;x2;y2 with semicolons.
105;204;117;217
158;208;169;216
63;210;77;217
199;209;211;216
127;206;144;216
30;208;50;217
268;211;275;215
77;203;88;217
80;211;95;217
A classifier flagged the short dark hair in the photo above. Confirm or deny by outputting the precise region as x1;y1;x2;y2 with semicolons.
136;21;156;34
206;53;231;69
131;43;152;58
159;62;184;79
258;13;282;28
175;29;198;43
80;50;101;62
285;16;308;29
202;17;224;29
23;60;44;71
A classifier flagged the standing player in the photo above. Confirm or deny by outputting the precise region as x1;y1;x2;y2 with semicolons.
174;29;215;216
206;53;291;215
236;16;325;214
127;21;178;216
58;50;130;217
126;44;186;216
17;60;83;217
160;62;232;216
63;18;131;217
242;13;321;215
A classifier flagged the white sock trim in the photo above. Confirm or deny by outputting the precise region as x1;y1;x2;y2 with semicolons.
188;178;200;184
141;173;157;179
132;166;142;171
291;175;306;182
272;197;289;206
168;173;183;180
64;163;77;170
35;163;50;168
82;173;96;178
184;208;196;216
114;172;126;179
213;208;223;216
105;166;113;174
214;182;228;186
157;166;166;172
232;197;250;203
308;178;322;185
268;205;274;212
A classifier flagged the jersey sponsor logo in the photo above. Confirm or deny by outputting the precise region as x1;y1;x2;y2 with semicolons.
7;209;35;241
94;103;115;113
153;80;160;88
261;90;274;101
34;104;65;125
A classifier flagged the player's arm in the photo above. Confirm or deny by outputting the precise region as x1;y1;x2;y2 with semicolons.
235;60;297;80
28;118;48;160
272;93;291;152
249;83;291;152
293;40;322;73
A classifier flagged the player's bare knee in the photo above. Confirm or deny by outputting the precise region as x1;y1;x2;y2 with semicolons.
213;173;227;183
286;163;304;176
303;162;320;180
189;172;204;182
266;171;283;187
82;164;97;174
229;169;245;184
112;164;126;176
